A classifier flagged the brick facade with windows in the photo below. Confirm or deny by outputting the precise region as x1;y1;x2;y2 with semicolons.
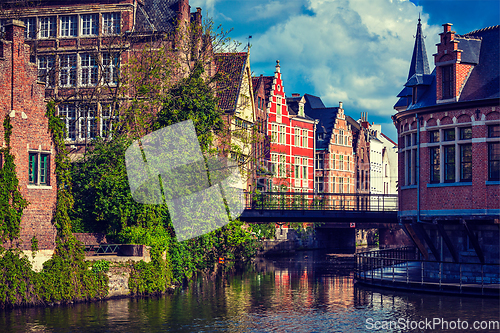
0;20;57;251
253;61;316;192
393;21;499;264
1;0;205;157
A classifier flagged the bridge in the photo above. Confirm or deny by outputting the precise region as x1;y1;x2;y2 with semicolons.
240;192;398;227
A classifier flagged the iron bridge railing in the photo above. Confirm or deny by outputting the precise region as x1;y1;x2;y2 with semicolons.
355;247;500;296
244;192;398;212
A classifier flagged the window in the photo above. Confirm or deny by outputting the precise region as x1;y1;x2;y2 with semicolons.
489;143;500;181
81;14;98;36
39;17;56;38
460;144;472;182
59;54;77;87
38;56;55;86
406;150;412;185
316;177;324;192
276;97;282;115
339;177;344;193
60;15;78;37
302;129;307;148
442;65;453;99
346;155;350;171
294;157;300;178
59;104;77;140
444;146;455;182
429;130;439;143
81;53;98;86
316;154;324;170
339;155;344;171
271;123;278;143
80;105;98;139
294;128;300;146
489;125;500;138
279;125;286;144
302;158;307;179
460;127;472;140
103;53;120;85
443;128;455;141
29;152;50;185
103;13;120;35
331;154;335;169
339;130;344;145
23;17;36;39
299;104;304;117
430;147;440;183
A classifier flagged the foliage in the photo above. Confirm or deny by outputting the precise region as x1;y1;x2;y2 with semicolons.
70;136;143;234
249;223;276;240
91;260;110;274
0;115;29;243
0;248;39;307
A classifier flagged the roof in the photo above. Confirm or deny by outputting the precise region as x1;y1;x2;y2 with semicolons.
215;52;248;112
381;133;398;147
302;94;339;149
395;24;499;111
286;96;315;121
408;17;431;80
135;0;180;33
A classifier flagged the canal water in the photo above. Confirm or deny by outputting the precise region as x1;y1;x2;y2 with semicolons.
1;250;499;332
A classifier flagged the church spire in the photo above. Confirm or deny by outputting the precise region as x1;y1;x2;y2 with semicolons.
408;16;430;79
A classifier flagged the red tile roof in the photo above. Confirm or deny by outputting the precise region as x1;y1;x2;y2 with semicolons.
215;52;248;112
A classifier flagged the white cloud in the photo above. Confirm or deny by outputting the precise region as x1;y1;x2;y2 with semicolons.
249;0;305;21
190;0;221;19
248;0;441;134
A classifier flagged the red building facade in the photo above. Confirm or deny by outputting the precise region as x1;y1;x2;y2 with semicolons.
256;61;316;192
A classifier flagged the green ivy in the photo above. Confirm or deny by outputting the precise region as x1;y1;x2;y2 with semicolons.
0;115;29;242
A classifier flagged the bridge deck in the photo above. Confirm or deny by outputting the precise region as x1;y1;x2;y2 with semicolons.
239;192;398;225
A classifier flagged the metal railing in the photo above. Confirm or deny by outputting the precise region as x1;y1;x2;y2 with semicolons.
245;192;398;212
355;247;500;296
83;244;121;256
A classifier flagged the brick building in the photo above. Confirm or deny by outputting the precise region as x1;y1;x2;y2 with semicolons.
393;20;499;264
253;61;316;192
303;95;355;202
0;0;206;156
0;20;57;253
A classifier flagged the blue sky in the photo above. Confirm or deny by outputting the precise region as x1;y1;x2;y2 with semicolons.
190;0;500;140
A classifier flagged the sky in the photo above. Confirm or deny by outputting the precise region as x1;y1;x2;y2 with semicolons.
190;0;500;140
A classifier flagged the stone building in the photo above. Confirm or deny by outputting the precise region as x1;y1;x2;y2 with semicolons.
393;19;499;264
0;20;57;256
0;0;207;156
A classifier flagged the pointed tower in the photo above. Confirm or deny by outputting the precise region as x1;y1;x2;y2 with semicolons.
394;17;434;111
408;16;431;79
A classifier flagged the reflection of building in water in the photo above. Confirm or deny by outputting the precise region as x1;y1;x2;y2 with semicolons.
323;275;355;308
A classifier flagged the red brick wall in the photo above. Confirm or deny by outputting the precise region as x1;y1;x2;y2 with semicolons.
0;21;57;250
397;106;499;216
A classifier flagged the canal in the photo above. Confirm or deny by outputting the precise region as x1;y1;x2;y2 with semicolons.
1;250;499;332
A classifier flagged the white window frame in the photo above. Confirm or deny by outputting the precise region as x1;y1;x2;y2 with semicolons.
80;53;98;87
59;54;77;87
81;14;98;36
103;12;121;35
39;16;56;38
60;15;78;37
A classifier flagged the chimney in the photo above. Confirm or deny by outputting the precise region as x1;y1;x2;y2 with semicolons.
292;93;300;97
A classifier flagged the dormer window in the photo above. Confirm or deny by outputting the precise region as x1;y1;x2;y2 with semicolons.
299;104;304;117
442;65;453;99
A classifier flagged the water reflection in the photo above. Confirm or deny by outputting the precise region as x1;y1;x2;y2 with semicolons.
1;251;498;332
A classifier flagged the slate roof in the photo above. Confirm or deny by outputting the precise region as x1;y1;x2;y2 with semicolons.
408;17;431;80
302;94;339;150
215;52;248;112
395;24;499;111
286;96;315;121
135;0;180;33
